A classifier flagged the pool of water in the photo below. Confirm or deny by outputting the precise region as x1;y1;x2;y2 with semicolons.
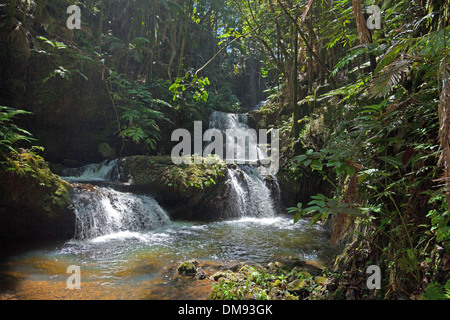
0;216;336;300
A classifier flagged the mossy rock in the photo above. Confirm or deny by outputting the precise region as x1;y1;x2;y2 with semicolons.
287;278;313;290
315;276;327;285
118;155;226;191
0;151;75;242
178;261;198;275
117;155;231;220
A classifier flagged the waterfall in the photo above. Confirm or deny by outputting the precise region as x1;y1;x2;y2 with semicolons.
62;160;170;240
209;111;279;218
72;185;170;240
60;159;119;182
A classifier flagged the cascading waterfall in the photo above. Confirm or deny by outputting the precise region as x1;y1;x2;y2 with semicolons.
72;185;170;240
61;111;280;240
209;111;280;218
62;161;170;240
60;159;119;182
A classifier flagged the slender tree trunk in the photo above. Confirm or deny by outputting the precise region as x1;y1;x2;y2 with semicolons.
34;0;46;25
438;0;450;211
351;0;377;73
8;0;17;30
178;0;192;77
98;0;103;50
291;30;301;140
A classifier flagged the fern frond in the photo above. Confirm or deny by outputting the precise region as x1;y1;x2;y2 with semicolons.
368;55;415;98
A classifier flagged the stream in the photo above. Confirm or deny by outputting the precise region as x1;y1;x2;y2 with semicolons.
0;215;334;300
0;112;336;300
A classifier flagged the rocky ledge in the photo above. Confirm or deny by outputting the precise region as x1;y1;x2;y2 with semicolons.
0;151;75;243
117;155;229;220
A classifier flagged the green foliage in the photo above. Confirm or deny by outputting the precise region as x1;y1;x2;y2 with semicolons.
426;194;450;244
162;155;226;190
170;73;211;103
283;0;449;297
107;71;172;151
0;106;34;156
421;280;450;300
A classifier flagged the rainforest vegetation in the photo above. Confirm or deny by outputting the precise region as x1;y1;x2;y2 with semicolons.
0;0;449;301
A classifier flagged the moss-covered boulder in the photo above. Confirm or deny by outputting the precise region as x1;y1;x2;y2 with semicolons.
0;151;75;243
117;155;231;220
178;260;199;276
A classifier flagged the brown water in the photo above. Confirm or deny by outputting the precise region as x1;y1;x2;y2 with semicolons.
0;216;336;300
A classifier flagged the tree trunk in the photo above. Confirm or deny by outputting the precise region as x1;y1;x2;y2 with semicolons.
291;28;300;140
177;1;192;77
34;0;46;25
98;0;103;50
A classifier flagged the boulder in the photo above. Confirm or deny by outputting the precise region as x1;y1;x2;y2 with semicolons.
117;155;231;220
178;260;198;276
0;151;75;243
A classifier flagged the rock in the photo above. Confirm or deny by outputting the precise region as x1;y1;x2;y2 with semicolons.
197;271;207;280
117;155;230;220
275;261;284;268
301;271;312;278
287;278;313;297
273;279;282;287
315;276;327;285
0;151;75;242
177;261;198;276
231;262;246;272
212;270;240;282
238;265;254;276
212;271;228;281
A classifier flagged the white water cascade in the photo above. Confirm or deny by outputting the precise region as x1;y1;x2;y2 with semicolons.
209;111;280;218
62;161;170;240
60;160;119;182
72;185;170;240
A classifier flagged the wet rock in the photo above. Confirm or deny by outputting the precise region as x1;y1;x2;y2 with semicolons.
275;261;284;268
178;261;198;276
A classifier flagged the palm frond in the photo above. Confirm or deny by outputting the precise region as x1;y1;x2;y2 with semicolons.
368;55;415;98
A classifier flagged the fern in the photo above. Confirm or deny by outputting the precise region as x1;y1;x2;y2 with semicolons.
368;55;415;98
421;281;450;300
0;106;35;155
